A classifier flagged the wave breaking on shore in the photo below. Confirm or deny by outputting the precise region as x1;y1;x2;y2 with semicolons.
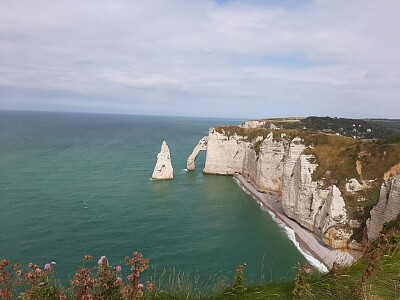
233;174;353;273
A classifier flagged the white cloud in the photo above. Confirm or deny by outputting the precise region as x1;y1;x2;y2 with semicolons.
0;0;399;118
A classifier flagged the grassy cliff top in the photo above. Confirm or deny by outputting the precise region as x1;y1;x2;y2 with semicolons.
214;236;400;300
238;116;400;143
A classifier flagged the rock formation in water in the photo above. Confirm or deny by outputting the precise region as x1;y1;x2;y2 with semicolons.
151;141;173;180
187;136;208;171
366;174;400;241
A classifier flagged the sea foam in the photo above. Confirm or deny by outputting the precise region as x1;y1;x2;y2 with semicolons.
233;177;329;273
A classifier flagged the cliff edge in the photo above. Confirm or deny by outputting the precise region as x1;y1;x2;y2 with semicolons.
189;120;400;250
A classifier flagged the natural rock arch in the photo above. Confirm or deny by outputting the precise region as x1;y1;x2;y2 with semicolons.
186;136;208;171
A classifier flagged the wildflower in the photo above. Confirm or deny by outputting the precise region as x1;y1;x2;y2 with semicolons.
83;255;93;262
44;263;51;270
1;259;9;267
115;265;122;272
303;265;312;274
114;277;122;287
146;282;154;293
59;293;67;300
12;263;20;270
98;256;107;265
51;261;56;266
137;283;143;289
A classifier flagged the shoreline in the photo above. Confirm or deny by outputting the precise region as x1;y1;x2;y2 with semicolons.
233;174;354;272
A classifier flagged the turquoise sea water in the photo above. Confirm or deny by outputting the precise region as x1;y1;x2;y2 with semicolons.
0;111;306;286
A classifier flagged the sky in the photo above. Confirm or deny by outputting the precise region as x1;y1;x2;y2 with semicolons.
0;0;399;119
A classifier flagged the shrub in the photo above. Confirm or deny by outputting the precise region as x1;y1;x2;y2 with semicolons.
292;263;312;300
232;263;246;294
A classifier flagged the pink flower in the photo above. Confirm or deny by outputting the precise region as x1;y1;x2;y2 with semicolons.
115;265;122;272
44;263;51;270
98;256;107;265
137;283;144;289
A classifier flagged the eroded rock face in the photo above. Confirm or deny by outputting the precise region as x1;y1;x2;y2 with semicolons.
280;139;351;248
151;141;173;180
186;136;208;171
281;138;317;230
203;129;249;175
367;174;400;242
242;135;285;193
202;131;352;249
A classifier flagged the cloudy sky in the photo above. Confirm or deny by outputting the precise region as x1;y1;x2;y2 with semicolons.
0;0;399;119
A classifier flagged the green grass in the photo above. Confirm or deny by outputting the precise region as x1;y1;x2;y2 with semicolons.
209;240;400;300
143;239;400;299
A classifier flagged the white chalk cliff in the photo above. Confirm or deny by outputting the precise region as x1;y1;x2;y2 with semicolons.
152;141;173;180
203;129;248;175
281;138;351;248
366;174;400;241
189;128;352;249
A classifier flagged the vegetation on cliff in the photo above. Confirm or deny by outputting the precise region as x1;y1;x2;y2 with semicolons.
261;116;400;142
2;233;400;299
214;117;400;243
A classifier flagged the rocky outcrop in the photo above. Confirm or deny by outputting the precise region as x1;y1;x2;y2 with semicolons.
203;129;249;175
281;139;351;248
242;133;285;194
151;141;173;180
240;120;268;128
187;136;208;171
200;129;352;249
345;178;365;193
366;174;400;241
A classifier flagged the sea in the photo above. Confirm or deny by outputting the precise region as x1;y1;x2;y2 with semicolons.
0;110;307;287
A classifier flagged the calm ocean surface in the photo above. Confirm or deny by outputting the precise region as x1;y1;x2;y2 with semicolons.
0;111;306;285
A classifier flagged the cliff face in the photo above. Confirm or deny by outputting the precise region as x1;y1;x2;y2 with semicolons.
242;134;285;194
203;129;248;175
152;141;173;180
367;175;400;241
202;130;351;249
281;138;351;248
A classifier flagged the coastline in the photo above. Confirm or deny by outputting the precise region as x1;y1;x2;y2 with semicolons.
233;174;354;272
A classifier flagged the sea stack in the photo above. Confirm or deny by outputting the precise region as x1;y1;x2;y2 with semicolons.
151;141;173;180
